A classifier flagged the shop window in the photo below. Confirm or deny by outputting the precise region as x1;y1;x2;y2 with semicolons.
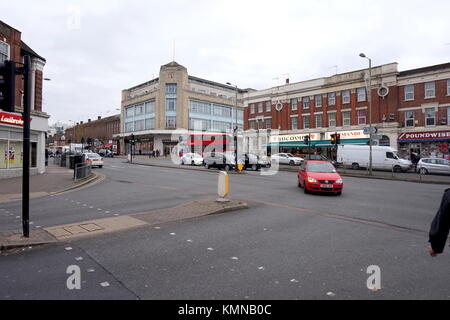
0;140;7;169
448;107;450;126
31;142;37;168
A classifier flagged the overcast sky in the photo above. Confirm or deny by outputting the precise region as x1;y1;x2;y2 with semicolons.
1;0;449;125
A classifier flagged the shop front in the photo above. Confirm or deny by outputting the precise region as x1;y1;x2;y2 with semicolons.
0;111;48;179
398;130;450;159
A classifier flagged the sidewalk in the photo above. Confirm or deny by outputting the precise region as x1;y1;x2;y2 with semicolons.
0;162;96;203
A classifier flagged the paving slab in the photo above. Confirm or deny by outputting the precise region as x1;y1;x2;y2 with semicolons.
0;229;57;251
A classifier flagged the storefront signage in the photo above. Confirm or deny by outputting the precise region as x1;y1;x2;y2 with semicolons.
398;131;450;141
0;112;31;127
324;130;369;140
270;133;320;143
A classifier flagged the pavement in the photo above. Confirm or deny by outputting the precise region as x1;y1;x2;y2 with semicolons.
0;162;98;204
121;155;450;184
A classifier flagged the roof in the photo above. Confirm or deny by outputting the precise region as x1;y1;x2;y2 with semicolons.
188;75;248;93
20;41;46;62
399;62;450;77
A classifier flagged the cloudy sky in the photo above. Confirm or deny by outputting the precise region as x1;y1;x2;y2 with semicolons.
1;0;449;125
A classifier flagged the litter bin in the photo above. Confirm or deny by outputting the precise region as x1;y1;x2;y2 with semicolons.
60;154;67;167
73;155;84;179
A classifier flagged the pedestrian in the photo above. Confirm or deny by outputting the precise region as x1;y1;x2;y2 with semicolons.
411;152;419;172
428;188;450;257
156;149;160;157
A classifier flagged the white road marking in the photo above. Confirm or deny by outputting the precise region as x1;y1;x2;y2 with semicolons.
231;257;239;260
65;247;73;251
75;257;83;261
100;282;110;287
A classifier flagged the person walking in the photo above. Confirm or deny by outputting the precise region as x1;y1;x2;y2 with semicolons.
428;188;450;257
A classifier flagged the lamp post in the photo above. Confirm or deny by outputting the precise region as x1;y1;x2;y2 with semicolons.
359;53;373;175
226;82;239;170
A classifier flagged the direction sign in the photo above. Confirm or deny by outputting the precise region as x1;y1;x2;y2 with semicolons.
363;127;378;135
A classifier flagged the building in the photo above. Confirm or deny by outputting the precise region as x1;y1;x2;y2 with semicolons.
0;20;48;178
243;62;450;159
64;115;121;153
116;61;247;155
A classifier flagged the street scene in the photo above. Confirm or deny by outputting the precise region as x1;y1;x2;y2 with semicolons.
1;0;450;305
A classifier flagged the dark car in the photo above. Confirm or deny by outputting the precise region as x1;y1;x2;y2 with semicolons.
238;153;271;171
203;152;236;171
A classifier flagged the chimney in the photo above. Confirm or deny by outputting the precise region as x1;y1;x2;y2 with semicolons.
285;78;290;84
98;116;101;120
88;119;91;123
80;121;83;124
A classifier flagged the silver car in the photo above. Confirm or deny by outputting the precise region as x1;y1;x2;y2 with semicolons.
417;158;450;175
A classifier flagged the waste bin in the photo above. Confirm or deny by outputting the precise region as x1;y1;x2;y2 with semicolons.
60;154;67;167
73;155;84;179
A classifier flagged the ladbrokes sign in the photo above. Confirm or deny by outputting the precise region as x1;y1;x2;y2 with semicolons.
0;112;32;126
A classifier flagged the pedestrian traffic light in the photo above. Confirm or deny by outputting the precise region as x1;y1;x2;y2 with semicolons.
336;133;341;145
0;61;16;112
330;134;336;145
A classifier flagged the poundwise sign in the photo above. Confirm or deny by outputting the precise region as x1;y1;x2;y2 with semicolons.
398;131;450;141
0;112;32;127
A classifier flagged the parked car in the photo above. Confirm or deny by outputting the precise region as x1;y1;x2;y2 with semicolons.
180;153;204;166
203;152;236;171
84;153;104;168
238;153;271;171
417;158;450;175
271;153;304;166
297;160;343;195
337;145;412;172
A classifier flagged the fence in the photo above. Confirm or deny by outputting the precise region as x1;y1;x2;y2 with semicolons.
74;162;92;182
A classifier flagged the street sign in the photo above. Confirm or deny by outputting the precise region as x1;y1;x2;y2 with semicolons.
372;135;383;139
363;127;378;135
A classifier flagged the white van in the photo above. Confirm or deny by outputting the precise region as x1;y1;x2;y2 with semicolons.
337;145;412;172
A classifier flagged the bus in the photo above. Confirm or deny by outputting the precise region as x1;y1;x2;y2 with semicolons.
178;132;234;156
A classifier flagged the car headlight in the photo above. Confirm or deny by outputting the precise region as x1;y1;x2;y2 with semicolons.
336;179;343;184
307;177;317;183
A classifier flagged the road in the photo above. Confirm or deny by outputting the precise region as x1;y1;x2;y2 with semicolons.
1;157;449;299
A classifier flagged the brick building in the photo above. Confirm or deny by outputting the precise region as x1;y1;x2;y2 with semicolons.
64;115;120;153
243;62;450;159
0;20;48;178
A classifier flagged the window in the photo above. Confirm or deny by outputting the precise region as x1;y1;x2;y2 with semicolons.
302;115;310;129
291;117;298;130
405;111;414;127
266;118;272;129
213;105;232;118
258;102;263;113
357;88;366;102
425;108;435;126
134;120;144;131
166;98;176;111
125;122;134;132
315;95;322;107
213;120;232;132
145;118;155;130
328;113;336;127
425;82;435;98
357;110;367;125
291;98;298;111
145;101;155;114
189;100;211;115
302;97;310;109
0;40;9;63
258;119;263;129
166;84;177;94
342;90;350;104
342;111;351;126
189;118;210;131
266;101;271;112
405;85;414;101
236;109;244;121
447;80;450;96
166;116;176;129
135;104;144;116
448;107;450;126
249;120;256;129
250;104;255;114
386;152;395;159
125;107;134;118
315;114;323;128
328;92;336;106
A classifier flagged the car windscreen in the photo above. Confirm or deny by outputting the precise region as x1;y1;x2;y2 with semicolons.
307;162;336;173
86;154;101;159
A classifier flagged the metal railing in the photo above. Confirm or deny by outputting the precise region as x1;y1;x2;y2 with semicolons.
74;162;92;181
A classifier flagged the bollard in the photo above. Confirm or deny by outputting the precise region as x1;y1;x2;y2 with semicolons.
216;171;229;202
392;164;394;178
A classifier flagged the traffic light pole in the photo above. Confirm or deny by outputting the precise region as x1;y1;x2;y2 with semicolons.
22;56;31;238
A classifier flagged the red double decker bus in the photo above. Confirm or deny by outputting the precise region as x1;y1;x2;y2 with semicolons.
179;132;234;156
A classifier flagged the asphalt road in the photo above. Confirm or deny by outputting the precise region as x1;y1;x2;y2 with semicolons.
1;157;449;299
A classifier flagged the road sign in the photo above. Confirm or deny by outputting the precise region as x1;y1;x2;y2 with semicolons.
372;135;383;139
363;127;378;135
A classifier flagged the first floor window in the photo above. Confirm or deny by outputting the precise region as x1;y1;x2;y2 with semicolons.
447;79;450;96
0;40;9;63
342;111;351;126
405;85;414;101
166;98;176;111
265;118;272;129
291;98;298;111
125;122;134;132
315;115;322;128
266;101;271;112
405;111;414;127
357;110;367;125
302;116;310;129
328;113;336;127
134;120;144;131
342;90;350;104
425;82;435;98
258;102;263;113
425;108;435;126
125;106;135;118
145;118;155;130
291;117;298;130
357;88;366;102
250;104;255;114
328;92;336;106
145;101;155;114
166;116;176;129
302;97;310;109
315;95;322;108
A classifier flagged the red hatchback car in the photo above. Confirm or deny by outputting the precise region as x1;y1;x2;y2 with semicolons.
297;160;343;195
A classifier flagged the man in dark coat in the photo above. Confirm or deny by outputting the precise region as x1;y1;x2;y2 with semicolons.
429;188;450;256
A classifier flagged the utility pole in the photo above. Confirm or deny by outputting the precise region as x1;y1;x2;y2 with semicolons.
22;56;31;238
360;53;373;175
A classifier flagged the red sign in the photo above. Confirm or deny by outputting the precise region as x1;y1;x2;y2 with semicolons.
398;131;450;141
0;112;32;126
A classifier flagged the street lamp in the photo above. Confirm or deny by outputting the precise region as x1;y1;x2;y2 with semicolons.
359;53;373;175
226;82;239;170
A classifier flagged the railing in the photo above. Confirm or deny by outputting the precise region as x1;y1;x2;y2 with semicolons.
74;162;92;182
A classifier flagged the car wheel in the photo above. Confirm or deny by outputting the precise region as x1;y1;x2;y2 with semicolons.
335;192;342;196
205;163;210;169
352;163;360;170
251;164;257;171
393;165;402;173
304;185;309;194
225;164;231;171
298;180;302;188
420;167;428;175
191;161;195;166
289;160;294;166
181;160;184;165
99;165;103;168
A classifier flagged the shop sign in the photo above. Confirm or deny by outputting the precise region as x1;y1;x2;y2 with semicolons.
0;112;32;127
398;131;450;141
270;133;320;143
324;130;369;140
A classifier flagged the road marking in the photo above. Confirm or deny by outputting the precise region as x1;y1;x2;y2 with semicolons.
100;282;110;287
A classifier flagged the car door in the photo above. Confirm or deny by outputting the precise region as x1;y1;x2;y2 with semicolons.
384;151;396;170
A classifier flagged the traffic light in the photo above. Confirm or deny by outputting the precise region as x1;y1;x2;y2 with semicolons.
304;135;309;145
0;61;16;112
130;134;135;145
330;134;336;145
336;134;341;145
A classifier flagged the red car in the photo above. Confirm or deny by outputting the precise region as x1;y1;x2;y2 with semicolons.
297;160;343;195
